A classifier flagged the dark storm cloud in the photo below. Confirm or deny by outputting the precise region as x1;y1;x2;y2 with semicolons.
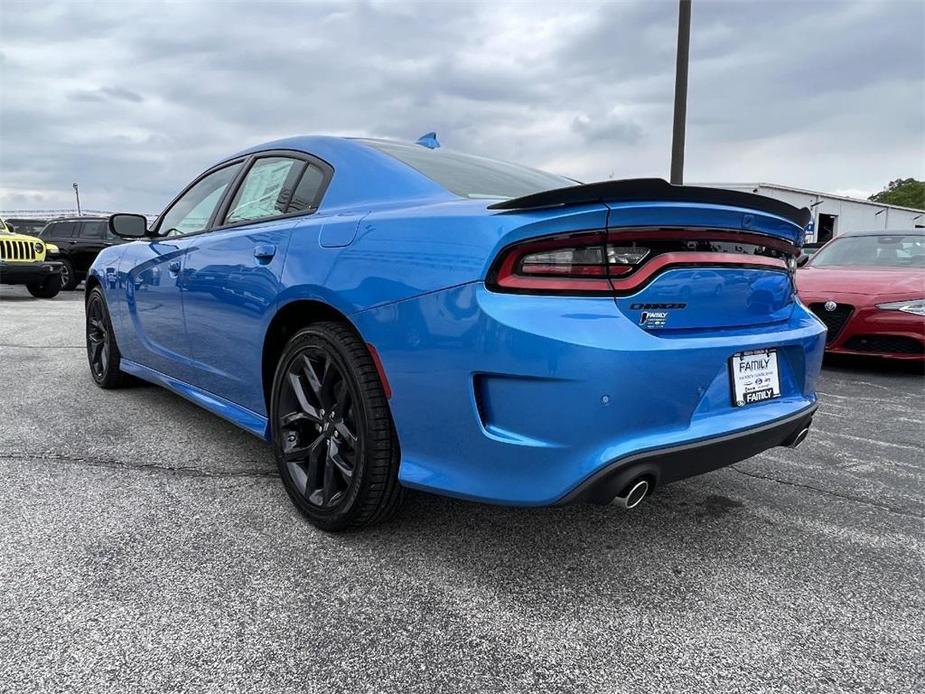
0;0;922;213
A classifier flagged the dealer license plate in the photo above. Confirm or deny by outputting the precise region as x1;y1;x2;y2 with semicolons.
730;349;781;407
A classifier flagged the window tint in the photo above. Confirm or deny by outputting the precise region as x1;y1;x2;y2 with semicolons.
362;140;576;199
159;163;242;236
78;221;107;239
287;164;325;213
225;157;306;224
46;221;78;239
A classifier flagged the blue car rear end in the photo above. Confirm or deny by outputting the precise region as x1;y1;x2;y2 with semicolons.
351;186;824;506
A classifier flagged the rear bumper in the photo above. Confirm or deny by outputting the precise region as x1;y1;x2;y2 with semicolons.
355;282;827;506
559;404;816;504
0;260;62;285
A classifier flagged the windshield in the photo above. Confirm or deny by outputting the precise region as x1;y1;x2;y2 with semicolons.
362;140;576;199
809;234;925;268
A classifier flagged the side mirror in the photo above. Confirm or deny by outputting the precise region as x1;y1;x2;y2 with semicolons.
109;213;149;238
796;254;810;267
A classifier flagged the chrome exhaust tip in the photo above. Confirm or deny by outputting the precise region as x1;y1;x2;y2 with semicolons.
787;426;810;449
614;478;650;509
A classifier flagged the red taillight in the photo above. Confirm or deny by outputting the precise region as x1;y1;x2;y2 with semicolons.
486;228;793;295
488;232;649;294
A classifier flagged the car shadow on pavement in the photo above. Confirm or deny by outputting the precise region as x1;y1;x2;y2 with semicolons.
328;479;760;616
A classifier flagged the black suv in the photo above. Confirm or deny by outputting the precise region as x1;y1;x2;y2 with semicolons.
40;217;126;290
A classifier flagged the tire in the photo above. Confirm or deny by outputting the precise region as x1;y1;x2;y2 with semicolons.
86;287;128;389
270;321;404;531
26;274;61;298
59;259;79;290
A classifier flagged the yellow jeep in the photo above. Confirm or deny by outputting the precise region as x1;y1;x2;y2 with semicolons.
0;217;64;298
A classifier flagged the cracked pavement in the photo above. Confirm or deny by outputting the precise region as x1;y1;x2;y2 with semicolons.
1;285;923;693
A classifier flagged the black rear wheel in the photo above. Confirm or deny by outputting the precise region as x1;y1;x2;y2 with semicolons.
86;287;127;388
271;322;403;531
59;259;79;290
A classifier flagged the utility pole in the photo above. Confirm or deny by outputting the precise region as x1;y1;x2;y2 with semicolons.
670;0;692;185
73;182;81;216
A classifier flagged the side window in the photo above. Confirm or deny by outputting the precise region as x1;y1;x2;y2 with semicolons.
287;165;325;213
54;221;79;239
158;163;242;237
78;221;107;239
224;157;307;224
40;223;58;239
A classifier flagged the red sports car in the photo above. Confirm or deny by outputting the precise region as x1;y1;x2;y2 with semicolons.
796;230;925;359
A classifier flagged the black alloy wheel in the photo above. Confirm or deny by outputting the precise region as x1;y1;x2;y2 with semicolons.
271;322;403;530
59;259;78;290
86;287;126;388
280;349;359;508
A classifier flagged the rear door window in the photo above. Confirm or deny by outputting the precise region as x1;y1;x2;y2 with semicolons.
224;157;310;224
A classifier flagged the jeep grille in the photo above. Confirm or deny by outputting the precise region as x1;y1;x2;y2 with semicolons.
1;239;38;261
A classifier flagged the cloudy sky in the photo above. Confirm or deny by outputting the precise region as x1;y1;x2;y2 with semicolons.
1;0;923;213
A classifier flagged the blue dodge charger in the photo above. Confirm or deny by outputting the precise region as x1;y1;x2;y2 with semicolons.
87;135;825;530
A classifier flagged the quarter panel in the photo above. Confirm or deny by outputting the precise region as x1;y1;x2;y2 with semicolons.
279;201;611;315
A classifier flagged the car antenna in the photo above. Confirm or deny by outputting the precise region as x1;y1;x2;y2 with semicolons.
415;132;440;149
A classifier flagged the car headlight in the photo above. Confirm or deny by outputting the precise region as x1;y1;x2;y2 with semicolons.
876;299;925;316
33;241;43;253
46;243;58;253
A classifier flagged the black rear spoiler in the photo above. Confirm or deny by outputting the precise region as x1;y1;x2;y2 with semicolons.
487;178;812;229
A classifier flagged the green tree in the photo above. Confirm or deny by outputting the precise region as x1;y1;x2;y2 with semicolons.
868;178;925;209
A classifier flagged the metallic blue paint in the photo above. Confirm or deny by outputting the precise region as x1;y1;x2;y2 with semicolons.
90;136;826;506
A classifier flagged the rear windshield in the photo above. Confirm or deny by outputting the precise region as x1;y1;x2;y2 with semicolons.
362;140;575;199
810;234;925;268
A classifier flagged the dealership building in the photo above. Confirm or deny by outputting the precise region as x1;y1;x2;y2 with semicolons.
700;183;924;245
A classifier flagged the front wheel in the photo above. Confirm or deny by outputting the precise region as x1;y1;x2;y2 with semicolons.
26;274;61;298
270;322;403;531
86;287;128;388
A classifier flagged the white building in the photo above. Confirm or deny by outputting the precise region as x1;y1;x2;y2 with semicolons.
700;183;924;245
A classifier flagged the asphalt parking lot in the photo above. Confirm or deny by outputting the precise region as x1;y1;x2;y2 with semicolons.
1;285;923;693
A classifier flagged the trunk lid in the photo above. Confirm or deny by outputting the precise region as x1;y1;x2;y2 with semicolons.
603;202;800;331
488;179;808;331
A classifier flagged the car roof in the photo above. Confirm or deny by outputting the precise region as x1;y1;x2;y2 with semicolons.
225;136;459;212
47;217;108;222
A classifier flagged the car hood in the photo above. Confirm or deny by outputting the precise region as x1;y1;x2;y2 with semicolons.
796;266;925;303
